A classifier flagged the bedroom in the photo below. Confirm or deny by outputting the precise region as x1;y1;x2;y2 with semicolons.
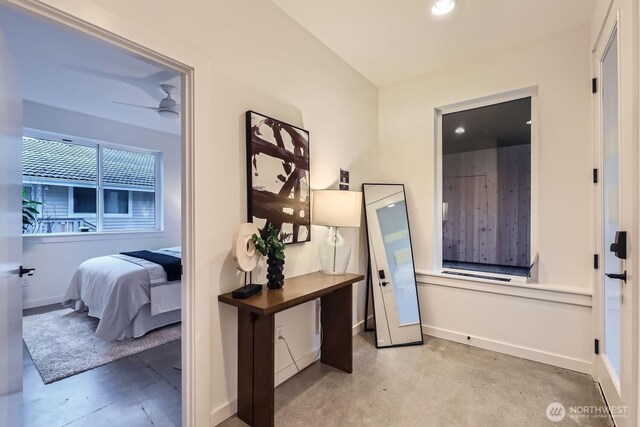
0;5;185;426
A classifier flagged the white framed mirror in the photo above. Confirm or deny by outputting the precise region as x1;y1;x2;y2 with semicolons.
363;183;423;348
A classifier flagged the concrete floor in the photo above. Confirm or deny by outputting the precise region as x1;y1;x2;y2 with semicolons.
220;333;612;427
23;306;182;427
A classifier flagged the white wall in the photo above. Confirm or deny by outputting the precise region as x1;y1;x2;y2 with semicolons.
29;0;379;424
21;100;182;308
379;26;595;372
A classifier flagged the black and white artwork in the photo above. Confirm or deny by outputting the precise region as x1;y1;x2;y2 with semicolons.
246;111;310;244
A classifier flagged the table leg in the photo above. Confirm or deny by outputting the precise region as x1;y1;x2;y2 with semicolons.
237;309;254;425
320;284;353;373
253;312;274;426
237;310;275;427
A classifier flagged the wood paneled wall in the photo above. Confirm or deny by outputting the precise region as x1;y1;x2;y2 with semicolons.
442;144;530;267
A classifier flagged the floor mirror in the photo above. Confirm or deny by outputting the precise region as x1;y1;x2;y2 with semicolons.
363;184;423;348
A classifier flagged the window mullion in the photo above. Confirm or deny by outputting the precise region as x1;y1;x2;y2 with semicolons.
97;145;104;232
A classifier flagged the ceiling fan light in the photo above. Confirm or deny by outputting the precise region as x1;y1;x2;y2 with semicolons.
158;109;179;119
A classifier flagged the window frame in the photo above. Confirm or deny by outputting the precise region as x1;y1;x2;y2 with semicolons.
22;128;163;236
434;87;539;284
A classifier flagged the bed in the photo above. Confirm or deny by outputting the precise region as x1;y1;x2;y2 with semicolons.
62;247;182;341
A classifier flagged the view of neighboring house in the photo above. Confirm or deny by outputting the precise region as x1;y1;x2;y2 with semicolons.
22;136;160;234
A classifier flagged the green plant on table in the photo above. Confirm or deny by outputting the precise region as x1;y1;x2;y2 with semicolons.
252;224;287;260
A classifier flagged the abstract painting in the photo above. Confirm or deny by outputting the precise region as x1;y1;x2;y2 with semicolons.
246;111;310;244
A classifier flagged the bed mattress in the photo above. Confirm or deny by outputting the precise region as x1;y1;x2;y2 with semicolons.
62;248;181;341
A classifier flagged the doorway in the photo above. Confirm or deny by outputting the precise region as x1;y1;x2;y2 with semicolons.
0;2;195;426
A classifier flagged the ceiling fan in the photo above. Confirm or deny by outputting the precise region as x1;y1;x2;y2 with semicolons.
113;84;180;118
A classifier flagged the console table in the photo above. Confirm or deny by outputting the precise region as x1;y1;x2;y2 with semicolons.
218;271;364;427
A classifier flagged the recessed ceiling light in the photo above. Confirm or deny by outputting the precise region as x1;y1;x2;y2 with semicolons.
432;0;456;16
455;126;465;134
526;120;532;125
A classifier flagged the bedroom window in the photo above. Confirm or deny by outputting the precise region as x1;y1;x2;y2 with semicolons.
437;93;536;279
22;135;162;235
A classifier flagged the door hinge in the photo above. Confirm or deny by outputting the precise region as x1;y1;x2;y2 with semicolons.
593;168;598;183
594;254;599;269
592;78;598;94
594;338;600;355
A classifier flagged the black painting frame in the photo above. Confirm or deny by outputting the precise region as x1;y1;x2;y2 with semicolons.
245;110;311;244
362;183;424;349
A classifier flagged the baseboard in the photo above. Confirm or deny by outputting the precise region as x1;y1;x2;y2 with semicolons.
422;324;592;374
352;319;365;336
23;295;63;310
352;315;374;336
210;399;237;426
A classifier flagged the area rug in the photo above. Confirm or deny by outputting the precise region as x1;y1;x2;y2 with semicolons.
23;308;181;384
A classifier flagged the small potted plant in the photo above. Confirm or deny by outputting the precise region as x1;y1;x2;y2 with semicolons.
22;191;42;233
252;225;287;290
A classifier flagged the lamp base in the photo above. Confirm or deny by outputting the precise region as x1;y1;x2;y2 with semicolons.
232;283;262;299
318;226;351;275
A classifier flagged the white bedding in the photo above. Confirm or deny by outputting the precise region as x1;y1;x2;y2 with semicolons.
62;247;181;341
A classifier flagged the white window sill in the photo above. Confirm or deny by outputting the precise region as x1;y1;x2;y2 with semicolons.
23;230;165;244
435;267;530;284
415;269;593;307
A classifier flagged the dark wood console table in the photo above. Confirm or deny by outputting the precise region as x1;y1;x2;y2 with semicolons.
218;271;364;427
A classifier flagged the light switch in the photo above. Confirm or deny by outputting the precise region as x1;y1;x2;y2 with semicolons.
340;169;349;190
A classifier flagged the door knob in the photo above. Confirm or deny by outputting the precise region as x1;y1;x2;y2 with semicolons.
605;271;627;283
19;266;35;277
381;281;389;287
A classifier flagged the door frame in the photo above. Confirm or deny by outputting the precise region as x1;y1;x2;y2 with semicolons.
592;0;639;425
0;0;202;425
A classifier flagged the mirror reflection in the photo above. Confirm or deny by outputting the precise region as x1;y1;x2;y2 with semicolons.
363;184;423;348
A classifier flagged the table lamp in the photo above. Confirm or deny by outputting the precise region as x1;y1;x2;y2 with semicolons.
312;189;362;275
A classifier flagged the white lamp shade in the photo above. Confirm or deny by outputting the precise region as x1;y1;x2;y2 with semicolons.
312;190;362;228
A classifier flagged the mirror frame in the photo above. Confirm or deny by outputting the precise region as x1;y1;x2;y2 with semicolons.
362;183;424;349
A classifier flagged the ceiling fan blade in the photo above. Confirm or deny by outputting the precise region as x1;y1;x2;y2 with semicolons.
112;101;159;111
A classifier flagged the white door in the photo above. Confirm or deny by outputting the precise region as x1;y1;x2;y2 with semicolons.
593;3;635;425
0;26;23;427
366;191;421;346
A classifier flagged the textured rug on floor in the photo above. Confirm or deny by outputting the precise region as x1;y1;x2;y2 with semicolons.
23;308;181;384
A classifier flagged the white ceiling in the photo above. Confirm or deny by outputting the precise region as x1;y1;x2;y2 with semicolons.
0;5;181;135
272;0;596;87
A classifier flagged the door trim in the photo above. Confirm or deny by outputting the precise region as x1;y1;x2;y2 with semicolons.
0;1;201;425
